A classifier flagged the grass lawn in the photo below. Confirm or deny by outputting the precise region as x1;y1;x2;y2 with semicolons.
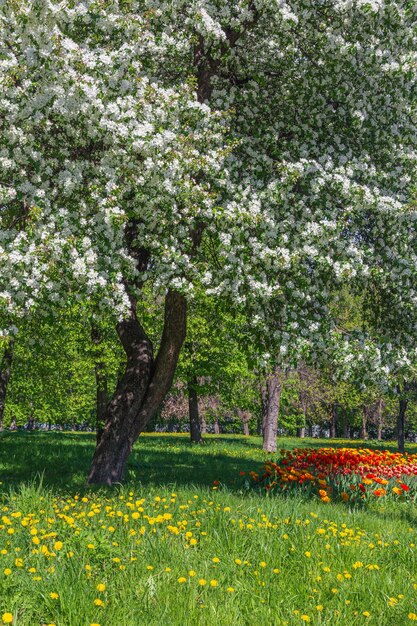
0;432;416;625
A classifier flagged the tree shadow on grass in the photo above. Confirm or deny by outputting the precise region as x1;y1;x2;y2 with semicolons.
0;431;267;494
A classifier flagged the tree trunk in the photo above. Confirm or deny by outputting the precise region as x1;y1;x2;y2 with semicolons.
188;376;202;443
26;415;35;431
361;405;368;440
88;289;186;485
397;383;408;454
297;427;306;438
201;413;207;435
263;366;283;453
330;403;337;438
213;417;220;434
376;398;383;441
237;409;250;436
0;339;14;431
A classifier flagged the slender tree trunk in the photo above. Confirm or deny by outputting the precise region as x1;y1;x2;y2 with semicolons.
297;427;306;438
376;398;383;441
330;403;337;438
213;417;220;434
260;380;268;436
263;366;283;453
26;415;35;431
237;409;250;436
88;289;186;485
361;405;368;440
397;383;408;454
201;413;207;435
0;339;14;431
188;376;202;443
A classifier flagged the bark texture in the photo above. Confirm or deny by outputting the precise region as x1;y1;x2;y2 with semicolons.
188;376;202;443
262;366;283;453
88;290;186;484
0;339;14;431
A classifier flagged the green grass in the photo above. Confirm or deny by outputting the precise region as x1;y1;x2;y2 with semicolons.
0;432;417;625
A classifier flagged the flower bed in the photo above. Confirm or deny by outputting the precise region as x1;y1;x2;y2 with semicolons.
246;447;417;504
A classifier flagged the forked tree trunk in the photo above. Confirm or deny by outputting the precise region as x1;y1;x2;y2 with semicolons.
263;366;283;453
188;376;202;444
0;339;14;431
88;290;186;484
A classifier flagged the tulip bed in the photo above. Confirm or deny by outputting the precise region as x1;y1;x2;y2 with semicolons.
249;447;417;505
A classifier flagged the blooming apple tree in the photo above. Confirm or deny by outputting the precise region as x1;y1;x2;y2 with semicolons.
1;0;417;482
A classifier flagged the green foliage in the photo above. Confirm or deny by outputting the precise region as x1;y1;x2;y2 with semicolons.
3;307;124;428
